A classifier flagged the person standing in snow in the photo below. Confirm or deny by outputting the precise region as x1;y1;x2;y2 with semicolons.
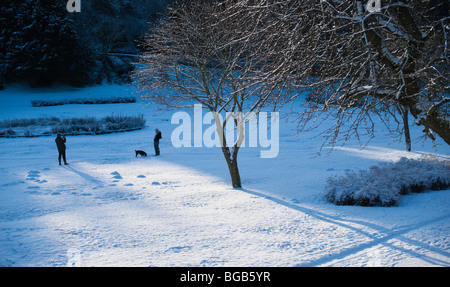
154;129;162;156
55;133;68;165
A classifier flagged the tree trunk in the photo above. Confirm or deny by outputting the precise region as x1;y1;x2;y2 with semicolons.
213;112;243;188
410;104;450;146
221;146;242;188
400;105;411;152
361;3;450;146
401;77;450;146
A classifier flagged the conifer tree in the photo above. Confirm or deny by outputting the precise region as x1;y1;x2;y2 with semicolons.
0;0;94;87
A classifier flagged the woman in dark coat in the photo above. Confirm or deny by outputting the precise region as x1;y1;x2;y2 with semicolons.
55;133;68;165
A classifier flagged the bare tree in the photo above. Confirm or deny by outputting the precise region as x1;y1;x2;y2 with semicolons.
134;0;286;188
228;0;449;149
301;0;448;148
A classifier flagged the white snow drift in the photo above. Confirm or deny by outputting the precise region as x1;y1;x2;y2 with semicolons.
0;84;449;267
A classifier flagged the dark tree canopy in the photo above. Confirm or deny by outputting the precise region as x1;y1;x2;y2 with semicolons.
0;0;170;87
237;0;450;147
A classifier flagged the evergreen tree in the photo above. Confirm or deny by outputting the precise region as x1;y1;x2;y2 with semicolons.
0;0;94;87
0;0;170;87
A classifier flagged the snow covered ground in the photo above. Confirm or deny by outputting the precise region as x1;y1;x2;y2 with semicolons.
0;84;449;267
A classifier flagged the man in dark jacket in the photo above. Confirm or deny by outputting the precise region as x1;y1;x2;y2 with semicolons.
55;133;68;165
154;129;162;156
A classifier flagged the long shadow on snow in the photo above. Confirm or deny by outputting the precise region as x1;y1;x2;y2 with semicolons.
239;188;450;266
149;151;450;266
62;165;104;186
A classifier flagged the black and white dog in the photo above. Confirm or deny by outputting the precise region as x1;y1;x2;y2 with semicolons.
135;150;148;157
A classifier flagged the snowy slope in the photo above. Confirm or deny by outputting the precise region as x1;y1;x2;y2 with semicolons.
0;84;449;267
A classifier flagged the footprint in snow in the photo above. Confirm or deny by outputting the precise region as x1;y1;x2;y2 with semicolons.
166;246;192;253
110;171;123;180
26;186;40;194
26;170;49;184
26;170;41;181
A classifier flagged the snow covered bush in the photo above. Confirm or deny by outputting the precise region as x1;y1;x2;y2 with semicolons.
31;97;136;107
102;114;146;131
0;128;16;137
0;114;146;137
325;157;450;207
0;117;60;129
51;114;145;135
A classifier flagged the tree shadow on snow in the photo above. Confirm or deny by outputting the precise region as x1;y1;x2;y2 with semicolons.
62;165;104;186
238;187;450;266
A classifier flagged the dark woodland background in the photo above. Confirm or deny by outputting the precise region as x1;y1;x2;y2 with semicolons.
0;0;170;88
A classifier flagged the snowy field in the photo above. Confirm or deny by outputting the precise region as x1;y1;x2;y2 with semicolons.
0;84;449;267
